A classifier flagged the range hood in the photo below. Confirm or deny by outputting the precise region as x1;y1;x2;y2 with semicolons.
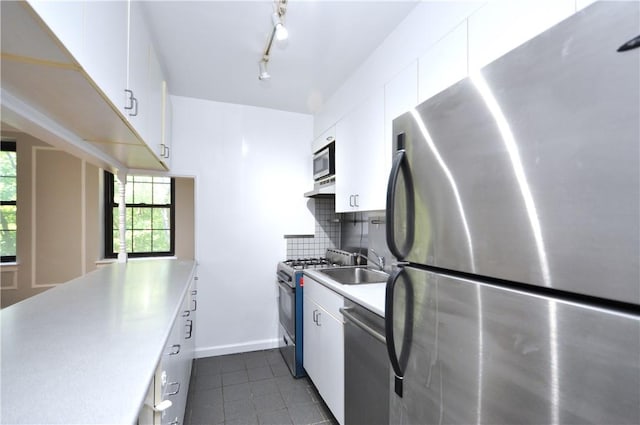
304;181;335;198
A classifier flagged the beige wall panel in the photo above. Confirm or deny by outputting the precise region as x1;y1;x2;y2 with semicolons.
2;132;49;308
84;163;100;273
175;177;195;260
34;149;82;286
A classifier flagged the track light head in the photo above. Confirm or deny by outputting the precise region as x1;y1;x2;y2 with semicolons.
258;60;271;80
272;13;288;41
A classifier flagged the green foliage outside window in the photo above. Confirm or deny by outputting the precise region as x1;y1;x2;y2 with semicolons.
1;141;17;261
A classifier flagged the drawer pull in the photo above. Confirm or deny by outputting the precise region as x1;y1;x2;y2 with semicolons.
182;310;190;318
191;299;197;311
166;381;180;396
169;344;181;355
185;319;193;339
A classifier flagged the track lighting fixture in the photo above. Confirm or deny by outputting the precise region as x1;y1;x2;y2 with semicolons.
258;60;271;81
258;0;288;80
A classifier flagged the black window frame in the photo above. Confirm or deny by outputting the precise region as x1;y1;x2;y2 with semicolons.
1;140;17;263
103;171;176;258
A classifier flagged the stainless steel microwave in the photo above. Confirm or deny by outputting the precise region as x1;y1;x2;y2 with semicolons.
313;141;335;181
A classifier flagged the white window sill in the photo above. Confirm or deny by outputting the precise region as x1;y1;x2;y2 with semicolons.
0;262;19;272
95;256;177;267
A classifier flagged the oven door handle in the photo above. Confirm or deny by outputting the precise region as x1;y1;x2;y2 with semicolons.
277;279;295;292
277;271;293;284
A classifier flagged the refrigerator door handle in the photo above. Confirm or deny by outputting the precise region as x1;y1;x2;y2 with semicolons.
386;135;414;260
385;267;405;397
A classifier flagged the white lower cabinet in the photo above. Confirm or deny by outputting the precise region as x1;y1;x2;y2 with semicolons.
139;275;197;425
303;276;344;425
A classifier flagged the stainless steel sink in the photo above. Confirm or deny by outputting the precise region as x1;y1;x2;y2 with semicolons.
320;267;389;285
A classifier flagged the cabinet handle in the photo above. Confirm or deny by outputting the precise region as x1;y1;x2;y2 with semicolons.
169;420;179;425
129;96;139;117
191;299;197;312
124;89;134;111
349;195;353;207
185;319;193;339
164;146;170;159
168;344;181;355
316;311;321;326
191;289;198;295
312;309;317;323
182;310;190;317
166;381;180;396
354;194;359;208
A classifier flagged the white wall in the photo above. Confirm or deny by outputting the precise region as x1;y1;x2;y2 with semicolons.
314;0;592;138
170;96;314;357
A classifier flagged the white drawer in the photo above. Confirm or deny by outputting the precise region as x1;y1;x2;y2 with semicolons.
304;275;344;320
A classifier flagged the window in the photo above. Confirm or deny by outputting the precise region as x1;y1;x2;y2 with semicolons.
1;141;17;262
104;172;175;258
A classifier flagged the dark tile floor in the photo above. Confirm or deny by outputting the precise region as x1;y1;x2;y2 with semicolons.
184;349;339;425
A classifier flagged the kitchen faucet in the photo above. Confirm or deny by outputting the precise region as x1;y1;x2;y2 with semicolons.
354;249;385;271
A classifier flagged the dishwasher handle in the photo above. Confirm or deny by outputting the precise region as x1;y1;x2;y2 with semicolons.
340;307;386;344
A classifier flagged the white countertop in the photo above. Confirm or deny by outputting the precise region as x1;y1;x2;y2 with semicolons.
304;269;386;317
0;259;196;425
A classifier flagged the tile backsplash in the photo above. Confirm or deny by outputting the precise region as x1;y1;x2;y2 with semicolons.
285;198;341;259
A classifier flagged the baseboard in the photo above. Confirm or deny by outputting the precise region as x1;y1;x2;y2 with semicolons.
195;338;280;359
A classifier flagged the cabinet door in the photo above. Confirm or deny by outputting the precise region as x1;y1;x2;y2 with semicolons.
27;0;84;63
468;0;574;71
160;81;173;169
303;294;321;383
83;0;128;114
335;89;386;212
302;277;345;425
385;61;418;177
147;46;164;160
315;306;345;425
311;126;335;154
127;0;152;142
418;21;467;104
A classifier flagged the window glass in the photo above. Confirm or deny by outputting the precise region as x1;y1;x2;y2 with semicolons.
105;172;174;258
1;141;17;262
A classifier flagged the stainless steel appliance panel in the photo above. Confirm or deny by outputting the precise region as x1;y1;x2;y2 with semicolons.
388;267;640;425
342;300;389;425
277;278;296;340
388;2;640;303
279;324;297;376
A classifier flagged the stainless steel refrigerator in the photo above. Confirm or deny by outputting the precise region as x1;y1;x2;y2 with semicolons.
384;2;640;424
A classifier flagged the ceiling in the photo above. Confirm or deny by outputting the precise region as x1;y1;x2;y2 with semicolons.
142;1;418;115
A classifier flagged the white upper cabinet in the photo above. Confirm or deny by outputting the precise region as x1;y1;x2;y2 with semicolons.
8;0;167;170
418;21;467;104
127;0;153;142
385;61;418;173
26;1;84;64
468;0;575;72
311;126;335;154
83;1;128;117
160;81;173;169
335;89;386;213
146;46;164;163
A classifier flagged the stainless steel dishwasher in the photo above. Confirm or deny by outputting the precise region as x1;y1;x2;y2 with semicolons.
340;299;389;425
